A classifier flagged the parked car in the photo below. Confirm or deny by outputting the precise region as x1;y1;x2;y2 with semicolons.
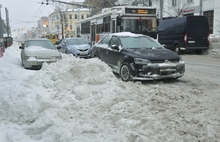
19;38;62;69
58;38;92;58
158;16;210;54
92;32;185;81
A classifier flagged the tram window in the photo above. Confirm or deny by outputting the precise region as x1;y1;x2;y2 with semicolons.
96;24;103;33
104;23;110;32
103;16;110;32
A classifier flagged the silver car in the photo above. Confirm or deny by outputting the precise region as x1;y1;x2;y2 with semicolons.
19;38;62;69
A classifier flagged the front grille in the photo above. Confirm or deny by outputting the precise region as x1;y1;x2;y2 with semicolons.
159;66;177;75
151;59;179;63
79;49;88;52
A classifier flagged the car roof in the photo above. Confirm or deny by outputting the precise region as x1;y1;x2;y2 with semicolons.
110;32;145;37
27;38;50;41
65;38;85;40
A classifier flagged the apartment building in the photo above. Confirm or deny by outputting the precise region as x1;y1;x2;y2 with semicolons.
47;8;90;39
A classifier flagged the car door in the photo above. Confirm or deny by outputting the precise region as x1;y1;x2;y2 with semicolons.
95;36;111;62
105;36;121;70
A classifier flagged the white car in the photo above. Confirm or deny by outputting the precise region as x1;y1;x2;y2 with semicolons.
19;38;62;69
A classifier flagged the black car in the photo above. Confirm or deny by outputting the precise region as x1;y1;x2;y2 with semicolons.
92;32;185;81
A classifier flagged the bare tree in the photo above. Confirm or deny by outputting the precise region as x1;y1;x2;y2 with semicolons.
163;0;193;18
84;0;116;15
132;0;152;6
51;4;67;39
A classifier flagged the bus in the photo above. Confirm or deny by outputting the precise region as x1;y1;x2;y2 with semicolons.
76;6;158;45
41;34;59;44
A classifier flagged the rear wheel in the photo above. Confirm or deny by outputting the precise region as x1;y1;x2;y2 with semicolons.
120;63;132;81
195;49;203;55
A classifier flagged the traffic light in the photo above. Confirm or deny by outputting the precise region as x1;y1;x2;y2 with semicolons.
46;21;49;27
66;27;70;31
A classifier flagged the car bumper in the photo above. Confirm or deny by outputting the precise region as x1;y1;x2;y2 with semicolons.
131;61;185;80
70;51;92;58
23;58;60;68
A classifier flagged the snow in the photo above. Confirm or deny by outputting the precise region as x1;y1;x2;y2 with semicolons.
0;44;220;142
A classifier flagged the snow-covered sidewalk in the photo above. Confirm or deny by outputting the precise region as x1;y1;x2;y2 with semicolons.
0;44;219;142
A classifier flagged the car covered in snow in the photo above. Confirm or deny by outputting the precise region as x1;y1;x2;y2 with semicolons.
58;38;92;58
19;38;62;69
92;32;185;81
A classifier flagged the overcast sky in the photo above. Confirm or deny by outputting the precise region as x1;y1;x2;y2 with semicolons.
0;0;84;36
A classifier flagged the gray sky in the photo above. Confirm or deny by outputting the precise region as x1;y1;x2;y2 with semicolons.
0;0;83;36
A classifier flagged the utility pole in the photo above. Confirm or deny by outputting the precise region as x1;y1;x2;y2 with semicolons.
5;8;10;37
59;11;64;39
199;0;203;15
160;0;163;21
0;4;4;57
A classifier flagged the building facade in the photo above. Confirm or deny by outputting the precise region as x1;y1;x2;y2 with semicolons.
48;8;90;39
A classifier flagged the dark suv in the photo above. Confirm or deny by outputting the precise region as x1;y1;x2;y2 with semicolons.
92;32;185;81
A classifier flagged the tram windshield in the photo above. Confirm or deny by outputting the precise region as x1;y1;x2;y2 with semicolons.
120;17;157;34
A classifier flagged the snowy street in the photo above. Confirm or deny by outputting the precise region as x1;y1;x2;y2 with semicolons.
0;44;220;142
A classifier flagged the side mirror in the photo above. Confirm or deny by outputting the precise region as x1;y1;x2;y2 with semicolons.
110;44;119;50
161;44;166;48
19;46;24;49
57;46;61;50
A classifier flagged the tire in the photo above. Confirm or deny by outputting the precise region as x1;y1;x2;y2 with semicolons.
174;45;181;55
21;59;24;66
195;49;203;55
120;63;132;81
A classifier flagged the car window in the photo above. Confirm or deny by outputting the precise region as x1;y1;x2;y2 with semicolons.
120;36;163;49
109;37;120;47
99;36;111;45
26;40;55;49
67;39;87;45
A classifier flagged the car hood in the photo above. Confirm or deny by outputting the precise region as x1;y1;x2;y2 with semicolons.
67;44;90;50
121;48;180;61
24;46;61;56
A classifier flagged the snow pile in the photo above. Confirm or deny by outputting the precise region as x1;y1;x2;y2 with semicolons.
0;45;219;142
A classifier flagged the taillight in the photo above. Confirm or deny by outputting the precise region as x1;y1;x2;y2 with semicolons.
184;33;187;43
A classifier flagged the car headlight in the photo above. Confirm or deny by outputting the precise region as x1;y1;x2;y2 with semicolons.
134;58;151;65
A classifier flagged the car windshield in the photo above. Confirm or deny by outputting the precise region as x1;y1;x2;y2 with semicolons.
120;36;163;49
26;40;55;49
67;39;87;45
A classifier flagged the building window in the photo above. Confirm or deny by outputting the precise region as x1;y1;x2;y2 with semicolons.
172;0;176;6
203;10;214;34
81;14;84;19
69;14;72;19
187;0;193;3
75;14;77;19
70;25;72;30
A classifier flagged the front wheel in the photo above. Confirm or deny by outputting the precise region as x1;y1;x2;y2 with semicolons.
174;45;181;55
120;63;132;81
